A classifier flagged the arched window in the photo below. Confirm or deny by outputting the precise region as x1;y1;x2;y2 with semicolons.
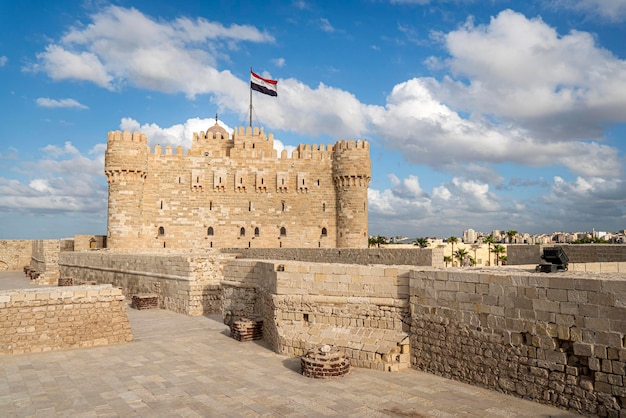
280;227;286;237
207;227;214;236
254;227;259;237
158;226;165;236
322;203;326;212
240;227;246;237
281;201;285;211
321;228;327;237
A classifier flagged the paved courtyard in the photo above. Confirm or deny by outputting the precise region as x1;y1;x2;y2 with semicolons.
0;271;581;417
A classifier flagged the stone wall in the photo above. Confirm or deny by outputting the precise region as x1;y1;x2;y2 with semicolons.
0;240;31;271
223;259;412;371
0;285;133;354
59;251;236;316
221;247;444;267
508;244;626;266
30;240;62;285
409;267;626;416
73;235;106;251
105;125;371;250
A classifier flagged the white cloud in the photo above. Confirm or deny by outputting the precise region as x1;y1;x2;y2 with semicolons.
318;18;336;33
273;57;286;67
33;45;112;88
550;0;626;22
368;172;626;237
0;56;7;66
367;78;622;178
36;97;89;109
435;10;626;139
29;6;274;97
0;142;107;214
41;142;80;158
368;174;505;236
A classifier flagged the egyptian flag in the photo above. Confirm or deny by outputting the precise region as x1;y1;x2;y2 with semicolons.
250;70;278;97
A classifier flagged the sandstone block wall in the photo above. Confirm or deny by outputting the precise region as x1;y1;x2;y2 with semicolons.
73;235;106;251
221;247;443;267
59;251;236;316
508;244;626;266
410;267;626;416
223;259;412;371
105;124;371;250
0;285;133;354
0;240;31;271
30;240;62;285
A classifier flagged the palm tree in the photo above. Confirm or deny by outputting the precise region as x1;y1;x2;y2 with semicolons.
413;237;428;248
483;235;495;266
491;244;506;266
454;248;469;267
506;230;518;244
447;236;458;265
368;236;377;248
471;244;480;265
443;255;453;267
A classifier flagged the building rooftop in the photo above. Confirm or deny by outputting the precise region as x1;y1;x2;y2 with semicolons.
0;271;578;417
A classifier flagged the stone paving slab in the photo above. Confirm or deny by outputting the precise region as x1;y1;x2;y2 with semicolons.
0;271;582;417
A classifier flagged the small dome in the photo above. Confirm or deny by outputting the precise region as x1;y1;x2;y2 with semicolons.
206;114;229;139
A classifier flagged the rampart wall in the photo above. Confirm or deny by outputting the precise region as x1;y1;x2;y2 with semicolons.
409;267;626;416
0;285;132;354
508;244;626;272
58;250;626;415
0;240;31;271
220;247;444;267
59;251;236;316
221;260;625;415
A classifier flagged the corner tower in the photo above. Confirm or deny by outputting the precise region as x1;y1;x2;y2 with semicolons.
104;130;149;248
333;139;371;248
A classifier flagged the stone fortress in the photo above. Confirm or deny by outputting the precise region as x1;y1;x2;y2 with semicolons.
105;117;370;250
2;120;626;417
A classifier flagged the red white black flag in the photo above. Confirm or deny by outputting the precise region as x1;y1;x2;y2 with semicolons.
250;70;278;97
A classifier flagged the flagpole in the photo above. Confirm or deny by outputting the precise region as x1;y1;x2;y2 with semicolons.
249;67;253;128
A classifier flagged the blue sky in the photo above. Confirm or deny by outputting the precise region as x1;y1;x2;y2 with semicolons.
1;0;626;239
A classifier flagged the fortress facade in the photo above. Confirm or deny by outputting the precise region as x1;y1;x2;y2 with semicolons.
104;119;371;249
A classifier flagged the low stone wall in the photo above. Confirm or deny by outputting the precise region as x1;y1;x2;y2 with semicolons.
409;267;626;416
508;244;626;266
59;251;236;316
223;260;412;371
30;240;62;285
221;247;443;267
0;285;133;354
0;240;32;271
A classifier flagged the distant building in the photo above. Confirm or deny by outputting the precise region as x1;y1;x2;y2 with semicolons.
463;228;476;243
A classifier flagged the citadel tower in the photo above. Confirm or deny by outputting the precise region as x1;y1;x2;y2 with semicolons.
104;131;149;249
104;119;370;249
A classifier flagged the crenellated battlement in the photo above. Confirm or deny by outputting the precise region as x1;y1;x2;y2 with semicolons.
333;139;369;152
107;130;148;144
105;118;371;249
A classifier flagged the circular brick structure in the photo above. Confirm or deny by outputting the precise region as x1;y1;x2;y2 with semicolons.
301;345;350;378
